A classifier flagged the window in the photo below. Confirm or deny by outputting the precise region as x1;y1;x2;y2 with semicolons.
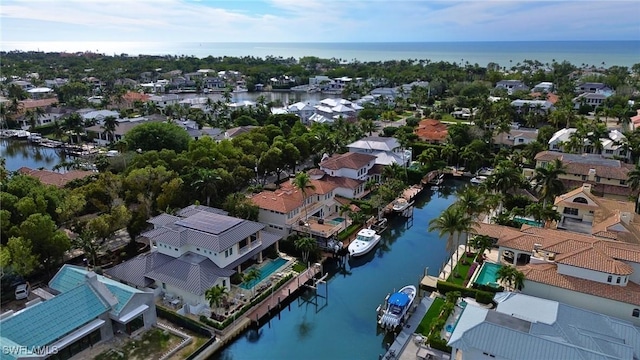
607;275;612;283
605;149;614;154
595;176;601;182
563;207;579;216
617;277;621;284
582;175;587;181
573;197;588;204
633;309;640;317
620;180;627;185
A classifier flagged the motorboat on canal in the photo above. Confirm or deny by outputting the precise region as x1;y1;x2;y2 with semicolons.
348;228;381;257
378;285;417;330
392;198;410;212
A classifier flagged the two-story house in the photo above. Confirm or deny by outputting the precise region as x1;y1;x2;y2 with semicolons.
474;222;640;326
547;128;630;160
531;151;635;199
347;136;412;166
553;183;640;243
287;102;316;123
495;80;528;95
148;94;181;109
105;205;282;314
510;99;554;114
575;82;614;95
573;92;608;110
493;126;538;148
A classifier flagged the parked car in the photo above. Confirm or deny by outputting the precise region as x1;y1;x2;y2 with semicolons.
15;283;30;300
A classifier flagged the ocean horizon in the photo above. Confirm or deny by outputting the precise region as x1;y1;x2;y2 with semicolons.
2;40;638;68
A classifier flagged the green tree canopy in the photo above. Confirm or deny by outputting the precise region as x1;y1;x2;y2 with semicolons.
124;122;191;152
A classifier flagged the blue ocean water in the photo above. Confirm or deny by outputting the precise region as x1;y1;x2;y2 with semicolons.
2;41;638;68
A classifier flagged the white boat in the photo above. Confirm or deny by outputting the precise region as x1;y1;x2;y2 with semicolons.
348;228;381;257
428;173;445;185
378;285;417;330
392;198;409;212
470;175;487;185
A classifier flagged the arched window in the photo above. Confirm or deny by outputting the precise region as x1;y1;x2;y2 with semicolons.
573;197;588;204
633;309;640;317
607;275;612;282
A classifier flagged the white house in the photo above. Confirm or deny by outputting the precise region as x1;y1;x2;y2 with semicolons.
532;81;554;93
347;136;412;166
575;82;614;95
495;80;528;95
573;92;608;110
287;101;316;123
148;94;180;109
510;99;553;114
105;205;282;313
319;152;378;181
448;292;640;360
548;127;630;160
493;126;538;147
475;223;640;326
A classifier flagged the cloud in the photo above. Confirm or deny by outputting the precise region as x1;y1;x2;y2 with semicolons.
1;0;638;43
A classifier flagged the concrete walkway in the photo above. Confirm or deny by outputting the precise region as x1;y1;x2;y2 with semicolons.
438;245;467;280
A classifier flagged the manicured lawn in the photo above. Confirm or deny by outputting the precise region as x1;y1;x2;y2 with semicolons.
416;297;445;336
292;262;306;273
95;328;182;360
447;253;474;286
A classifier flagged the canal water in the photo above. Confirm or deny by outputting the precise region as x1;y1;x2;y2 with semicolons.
0;138;69;172
211;181;465;360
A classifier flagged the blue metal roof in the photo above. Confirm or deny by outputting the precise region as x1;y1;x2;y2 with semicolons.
0;283;109;348
389;292;410;307
50;265;139;315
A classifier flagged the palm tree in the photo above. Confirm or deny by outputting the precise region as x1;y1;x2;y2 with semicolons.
205;285;229;314
191;169;222;207
534;159;566;206
496;266;525;291
469;235;494;259
293;172;315;222
428;206;474;278
359;118;377;136
101;116;118;143
294;236;316;265
455;186;488;221
243;268;261;297
627;164;640;194
338;203;351;230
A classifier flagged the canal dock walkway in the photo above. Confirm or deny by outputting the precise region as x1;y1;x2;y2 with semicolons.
192;264;322;360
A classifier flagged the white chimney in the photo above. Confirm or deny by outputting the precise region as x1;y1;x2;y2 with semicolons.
621;212;632;224
588;169;596;182
582;183;592;193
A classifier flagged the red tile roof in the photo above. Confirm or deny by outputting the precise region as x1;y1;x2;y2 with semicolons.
320;152;376;170
250;178;337;213
519;263;640;306
415;119;448;142
19;98;58;110
18;167;94;187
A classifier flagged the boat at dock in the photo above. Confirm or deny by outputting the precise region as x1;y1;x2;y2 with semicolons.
377;285;417;330
392;198;410;212
470;175;487;185
348;228;381;257
428;173;445;185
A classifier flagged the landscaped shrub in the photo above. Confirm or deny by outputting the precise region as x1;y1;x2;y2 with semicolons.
337;223;361;241
472;283;504;293
475;290;495;304
156;306;212;337
436;280;477;298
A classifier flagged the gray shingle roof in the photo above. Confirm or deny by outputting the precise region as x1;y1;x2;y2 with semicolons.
148;213;181;226
176;205;228;218
144;252;235;296
105;252;174;288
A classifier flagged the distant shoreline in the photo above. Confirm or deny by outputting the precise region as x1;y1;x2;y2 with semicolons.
2;40;638;67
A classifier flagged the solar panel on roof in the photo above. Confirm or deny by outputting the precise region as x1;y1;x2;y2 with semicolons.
175;211;243;234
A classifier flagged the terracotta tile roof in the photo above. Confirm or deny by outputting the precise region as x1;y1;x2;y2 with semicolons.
368;164;384;175
123;91;150;102
555;247;633;275
250;178;337;213
19;98;58;109
307;168;325;177
320;152;376;170
415;119;448;142
323;176;363;190
519;263;640;306
543;239;595;254
17;167;94;187
472;223;521;239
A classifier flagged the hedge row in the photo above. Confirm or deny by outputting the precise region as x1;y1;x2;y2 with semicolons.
436;281;494;305
156;305;212;337
337;223;362;241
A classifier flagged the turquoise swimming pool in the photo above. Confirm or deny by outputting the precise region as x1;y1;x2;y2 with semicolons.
240;258;288;289
475;262;502;286
332;217;345;223
514;216;543;228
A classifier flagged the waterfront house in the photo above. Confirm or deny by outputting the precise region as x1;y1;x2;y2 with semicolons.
105;205;282;315
448;292;640;360
414;119;448;144
510;99;554;114
85;116;164;145
287;102;316;123
495;80;528;95
530;151;635;199
547;128;630;160
148;94;181;109
347;136;412;166
474;223;640;326
0;266;156;360
80;109;120;125
553;183;640;242
319;151;379;181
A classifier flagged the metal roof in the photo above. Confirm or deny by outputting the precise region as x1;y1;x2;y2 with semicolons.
144;252;235;296
1;283;109;348
105;252;174;288
176;211;244;235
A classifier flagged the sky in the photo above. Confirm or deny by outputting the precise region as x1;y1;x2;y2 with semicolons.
1;0;639;43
